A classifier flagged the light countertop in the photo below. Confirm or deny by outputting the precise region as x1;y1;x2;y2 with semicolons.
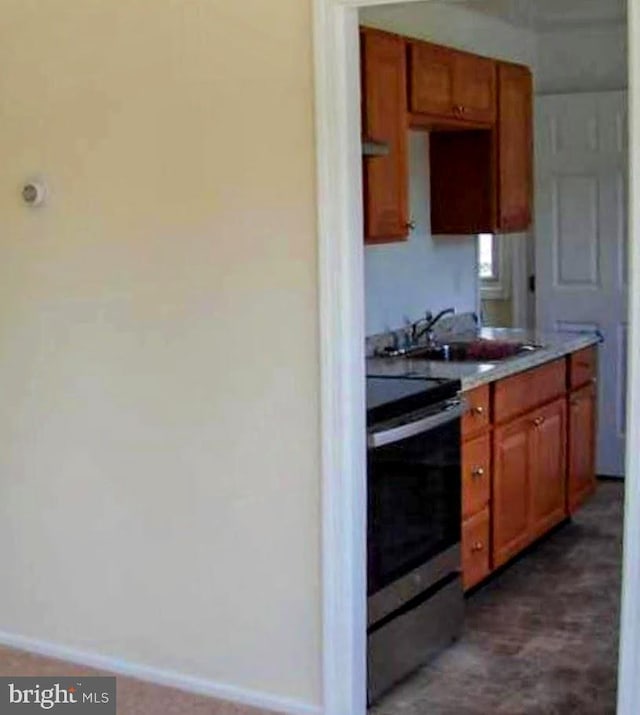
366;328;601;391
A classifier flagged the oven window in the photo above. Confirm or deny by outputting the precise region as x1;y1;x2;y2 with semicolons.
367;420;461;595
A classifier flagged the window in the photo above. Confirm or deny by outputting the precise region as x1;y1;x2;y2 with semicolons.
479;233;498;280
479;233;511;299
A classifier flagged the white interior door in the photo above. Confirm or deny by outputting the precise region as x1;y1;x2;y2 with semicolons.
535;91;628;477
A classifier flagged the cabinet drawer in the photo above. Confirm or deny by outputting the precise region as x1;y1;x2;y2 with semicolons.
462;433;490;519
569;347;597;390
494;359;566;424
462;384;490;436
462;508;491;591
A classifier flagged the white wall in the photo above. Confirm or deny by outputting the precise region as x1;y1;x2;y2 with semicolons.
365;133;478;335
360;2;537;336
0;1;320;711
360;1;538;67
537;24;628;94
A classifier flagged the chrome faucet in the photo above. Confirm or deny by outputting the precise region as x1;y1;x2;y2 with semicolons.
411;308;456;345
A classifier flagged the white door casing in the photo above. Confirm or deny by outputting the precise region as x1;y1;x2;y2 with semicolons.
535;91;628;476
314;2;640;714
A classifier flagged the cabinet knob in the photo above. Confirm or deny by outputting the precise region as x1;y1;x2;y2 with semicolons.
472;466;485;478
471;405;485;416
405;220;416;232
472;542;484;553
533;416;545;427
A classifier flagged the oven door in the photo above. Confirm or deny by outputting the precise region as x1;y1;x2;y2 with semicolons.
367;397;464;623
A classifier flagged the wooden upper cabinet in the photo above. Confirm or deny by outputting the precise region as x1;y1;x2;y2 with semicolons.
430;130;496;234
361;28;409;243
408;41;496;126
496;62;533;232
360;30;534;238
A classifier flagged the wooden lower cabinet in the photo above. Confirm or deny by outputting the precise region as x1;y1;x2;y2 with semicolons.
461;351;597;588
462;508;491;590
568;382;597;513
493;397;567;569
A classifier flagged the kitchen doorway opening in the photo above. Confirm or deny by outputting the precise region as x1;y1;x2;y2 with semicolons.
313;1;640;714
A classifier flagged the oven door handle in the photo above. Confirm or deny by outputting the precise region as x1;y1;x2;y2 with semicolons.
368;398;467;449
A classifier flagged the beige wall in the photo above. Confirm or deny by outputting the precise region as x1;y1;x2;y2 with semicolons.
0;0;320;708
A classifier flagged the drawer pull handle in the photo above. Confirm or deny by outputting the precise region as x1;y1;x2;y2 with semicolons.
472;542;484;553
471;406;485;416
472;467;485;478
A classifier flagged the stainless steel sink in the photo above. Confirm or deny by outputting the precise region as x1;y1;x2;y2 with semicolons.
378;339;543;363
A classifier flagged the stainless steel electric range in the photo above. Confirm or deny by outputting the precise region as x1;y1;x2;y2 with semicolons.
366;376;466;703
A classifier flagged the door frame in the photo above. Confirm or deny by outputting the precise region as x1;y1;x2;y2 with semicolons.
313;1;640;714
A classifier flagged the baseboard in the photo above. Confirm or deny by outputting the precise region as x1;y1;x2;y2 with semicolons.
0;631;321;715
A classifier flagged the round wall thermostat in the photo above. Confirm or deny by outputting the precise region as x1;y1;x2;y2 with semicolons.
22;181;47;207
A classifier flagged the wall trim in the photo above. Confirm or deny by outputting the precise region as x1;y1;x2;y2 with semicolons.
0;631;320;715
313;3;367;714
617;1;640;712
314;2;639;715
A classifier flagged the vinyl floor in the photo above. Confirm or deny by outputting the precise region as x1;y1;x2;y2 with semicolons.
370;482;623;715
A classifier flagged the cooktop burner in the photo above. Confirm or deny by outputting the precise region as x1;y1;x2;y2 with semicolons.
366;376;461;425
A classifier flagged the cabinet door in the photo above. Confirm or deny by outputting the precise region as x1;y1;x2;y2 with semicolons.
454;52;496;124
408;41;456;118
568;383;597;513
529;399;567;539
493;415;531;568
361;29;409;242
497;62;533;231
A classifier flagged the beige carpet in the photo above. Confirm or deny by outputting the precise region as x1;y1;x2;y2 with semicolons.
0;645;277;714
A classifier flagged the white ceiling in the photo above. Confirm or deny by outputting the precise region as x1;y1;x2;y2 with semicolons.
450;0;626;31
